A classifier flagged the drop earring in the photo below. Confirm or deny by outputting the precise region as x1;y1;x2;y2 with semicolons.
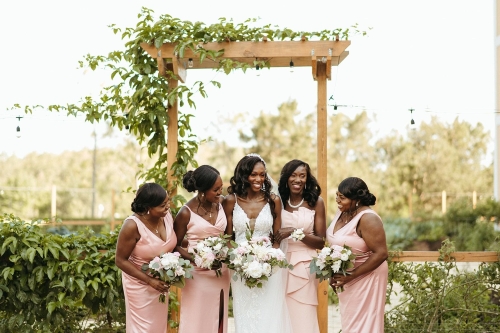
305;184;307;190
262;183;266;191
356;202;359;207
147;210;150;215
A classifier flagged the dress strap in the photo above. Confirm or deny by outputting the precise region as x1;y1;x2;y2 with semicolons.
234;193;238;203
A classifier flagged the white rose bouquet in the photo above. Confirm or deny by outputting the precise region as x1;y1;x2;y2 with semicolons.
141;252;194;303
309;243;356;292
288;228;305;241
226;236;292;288
189;234;231;277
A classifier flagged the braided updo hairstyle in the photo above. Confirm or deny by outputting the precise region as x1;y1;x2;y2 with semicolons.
337;177;376;206
131;183;167;214
182;165;220;193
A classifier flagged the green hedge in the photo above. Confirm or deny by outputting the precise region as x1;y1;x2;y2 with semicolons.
0;214;125;332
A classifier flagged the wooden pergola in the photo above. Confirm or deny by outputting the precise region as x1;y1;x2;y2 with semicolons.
141;39;351;333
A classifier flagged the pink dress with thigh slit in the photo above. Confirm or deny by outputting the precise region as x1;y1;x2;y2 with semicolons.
178;204;231;333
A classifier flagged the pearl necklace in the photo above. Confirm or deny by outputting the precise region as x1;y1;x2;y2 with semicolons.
287;198;304;209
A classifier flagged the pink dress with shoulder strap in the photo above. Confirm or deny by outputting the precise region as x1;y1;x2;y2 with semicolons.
121;212;177;333
178;204;231;333
326;209;388;333
282;207;320;333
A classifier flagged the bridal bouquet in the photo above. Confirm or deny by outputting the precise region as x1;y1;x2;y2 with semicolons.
309;243;356;292
189;234;231;277
142;252;194;303
226;236;291;288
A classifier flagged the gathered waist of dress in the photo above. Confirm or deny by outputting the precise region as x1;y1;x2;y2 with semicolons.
287;240;317;254
351;251;373;268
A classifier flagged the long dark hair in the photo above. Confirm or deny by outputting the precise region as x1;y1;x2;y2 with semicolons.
227;154;275;218
131;183;167;213
278;159;321;207
337;177;376;206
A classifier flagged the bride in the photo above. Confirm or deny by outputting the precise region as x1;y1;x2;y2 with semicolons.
222;153;292;333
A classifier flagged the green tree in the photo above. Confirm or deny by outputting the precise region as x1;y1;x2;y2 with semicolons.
376;116;492;218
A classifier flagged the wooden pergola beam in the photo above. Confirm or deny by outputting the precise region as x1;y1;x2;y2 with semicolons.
141;41;350;69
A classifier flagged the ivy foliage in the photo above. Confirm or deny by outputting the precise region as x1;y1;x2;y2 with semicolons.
15;7;363;195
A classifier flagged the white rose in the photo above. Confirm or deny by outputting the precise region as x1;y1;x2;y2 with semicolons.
213;243;223;251
321;247;332;255
331;260;341;273
340;253;349;261
245;260;264;278
262;263;272;276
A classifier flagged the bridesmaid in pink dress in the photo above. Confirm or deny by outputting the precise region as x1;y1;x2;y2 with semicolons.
174;165;231;333
115;183;177;333
326;177;388;333
274;159;326;333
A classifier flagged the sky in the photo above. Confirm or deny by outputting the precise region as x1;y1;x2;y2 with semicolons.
0;0;496;161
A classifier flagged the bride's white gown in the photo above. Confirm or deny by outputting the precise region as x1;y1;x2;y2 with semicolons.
231;199;293;333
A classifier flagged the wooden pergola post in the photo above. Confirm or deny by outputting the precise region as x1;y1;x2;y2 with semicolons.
315;60;329;333
142;39;350;333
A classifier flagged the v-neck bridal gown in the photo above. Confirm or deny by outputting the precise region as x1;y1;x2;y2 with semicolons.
230;195;292;333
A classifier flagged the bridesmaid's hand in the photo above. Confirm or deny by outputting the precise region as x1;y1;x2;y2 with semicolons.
210;261;222;271
274;227;295;243
147;277;170;293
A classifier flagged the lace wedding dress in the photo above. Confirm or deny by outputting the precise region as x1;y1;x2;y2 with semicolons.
231;198;292;333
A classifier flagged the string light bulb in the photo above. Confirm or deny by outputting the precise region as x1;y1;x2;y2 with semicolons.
188;58;194;68
15;116;23;138
289;59;294;73
409;108;416;129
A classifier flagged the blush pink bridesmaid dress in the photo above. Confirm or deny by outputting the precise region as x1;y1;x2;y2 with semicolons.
121;212;177;333
282;207;320;333
178;204;231;333
326;209;388;333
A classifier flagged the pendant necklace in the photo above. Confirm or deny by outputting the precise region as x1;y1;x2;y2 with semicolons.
288;197;304;209
200;204;213;218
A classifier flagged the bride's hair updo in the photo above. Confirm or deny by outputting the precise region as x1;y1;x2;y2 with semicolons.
337;177;376;206
131;183;167;213
182;165;220;193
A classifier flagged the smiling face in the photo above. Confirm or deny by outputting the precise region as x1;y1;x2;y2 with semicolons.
203;175;223;203
336;191;355;212
148;191;171;217
287;165;307;195
247;162;266;193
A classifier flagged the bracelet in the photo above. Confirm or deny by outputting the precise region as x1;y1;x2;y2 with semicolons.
289;228;305;241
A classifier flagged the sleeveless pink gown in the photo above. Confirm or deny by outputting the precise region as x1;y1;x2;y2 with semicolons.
282;207;320;333
178;204;231;333
326;209;388;333
121;212;177;333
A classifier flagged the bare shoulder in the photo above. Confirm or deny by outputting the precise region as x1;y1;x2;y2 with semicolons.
359;210;383;228
119;218;139;236
174;205;191;222
222;193;236;205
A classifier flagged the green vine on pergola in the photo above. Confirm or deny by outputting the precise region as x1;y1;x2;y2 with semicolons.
14;7;366;206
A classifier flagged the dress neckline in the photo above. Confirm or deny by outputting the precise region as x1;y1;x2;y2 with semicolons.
185;204;220;226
